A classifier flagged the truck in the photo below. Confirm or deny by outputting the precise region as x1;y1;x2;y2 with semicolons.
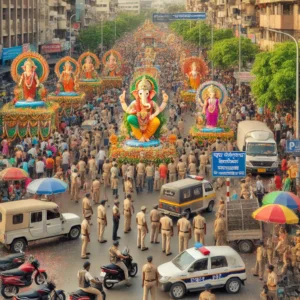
237;120;278;174
225;199;263;253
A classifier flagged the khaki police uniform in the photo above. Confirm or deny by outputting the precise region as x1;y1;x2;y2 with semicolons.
78;270;102;300
150;208;160;243
124;197;133;232
177;162;186;180
109;246;129;283
214;216;226;246
82;196;93;216
102;162;111;187
266;237;274;265
199;154;208;176
160;215;173;255
199;290;216;300
177;217;191;253
88;158;97;180
168;162;177;182
91;179;101;204
137;211;147;249
70;172;79;201
77;160;86;187
193;215;206;244
142;262;158;300
188;162;197;175
124;180;133;197
136;162;146;189
267;271;277;299
254;245;266;279
97;204;107;242
81;219;90;258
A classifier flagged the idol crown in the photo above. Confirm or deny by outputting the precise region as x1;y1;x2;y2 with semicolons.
138;76;152;90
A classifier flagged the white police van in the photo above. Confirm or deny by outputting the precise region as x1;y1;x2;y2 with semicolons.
158;245;247;299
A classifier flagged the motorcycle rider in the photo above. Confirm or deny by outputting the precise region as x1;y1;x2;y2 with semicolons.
77;261;103;300
109;240;131;286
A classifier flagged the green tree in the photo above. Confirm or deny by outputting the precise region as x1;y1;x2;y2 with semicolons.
251;42;297;109
208;37;258;69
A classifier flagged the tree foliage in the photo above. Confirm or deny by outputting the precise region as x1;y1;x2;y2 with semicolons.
251;42;297;109
78;13;146;52
208;37;258;70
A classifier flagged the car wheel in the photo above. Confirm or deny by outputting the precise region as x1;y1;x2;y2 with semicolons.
170;282;186;299
11;238;27;253
238;240;253;253
129;263;138;277
1;286;19;299
206;200;214;213
103;275;115;289
226;278;241;294
68;226;81;240
34;272;48;285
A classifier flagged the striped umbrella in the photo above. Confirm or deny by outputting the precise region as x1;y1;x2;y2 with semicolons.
262;191;300;210
0;167;29;181
27;178;68;195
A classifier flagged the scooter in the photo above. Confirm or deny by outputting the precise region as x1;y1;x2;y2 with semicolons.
69;281;106;300
12;281;65;300
0;252;25;272
100;247;138;289
0;256;47;299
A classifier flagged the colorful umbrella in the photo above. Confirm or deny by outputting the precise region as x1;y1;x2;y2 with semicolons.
252;204;299;224
27;178;68;195
262;191;300;210
0;167;29;181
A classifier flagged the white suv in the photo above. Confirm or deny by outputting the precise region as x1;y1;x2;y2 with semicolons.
158;245;247;299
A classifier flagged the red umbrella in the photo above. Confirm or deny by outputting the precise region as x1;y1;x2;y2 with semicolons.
0;168;29;181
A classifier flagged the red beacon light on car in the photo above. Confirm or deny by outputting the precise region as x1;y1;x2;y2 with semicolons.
188;175;204;181
194;242;210;255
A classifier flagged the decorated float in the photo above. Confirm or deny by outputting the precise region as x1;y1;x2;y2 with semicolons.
190;81;234;143
134;20;162;48
180;56;208;103
0;52;59;140
101;49;123;90
77;52;103;97
47;56;85;117
109;75;177;164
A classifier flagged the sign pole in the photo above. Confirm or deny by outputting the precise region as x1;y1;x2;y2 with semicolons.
226;178;230;202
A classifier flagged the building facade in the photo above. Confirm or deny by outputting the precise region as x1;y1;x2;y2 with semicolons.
117;0;141;13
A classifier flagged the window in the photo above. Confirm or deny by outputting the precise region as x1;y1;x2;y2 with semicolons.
0;212;2;222
172;251;195;271
31;212;42;223
47;210;60;220
193;186;203;197
193;258;208;272
13;214;23;224
183;189;191;199
204;183;213;192
211;256;228;269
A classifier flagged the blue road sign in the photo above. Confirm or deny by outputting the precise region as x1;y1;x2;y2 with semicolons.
152;13;206;23
286;140;300;153
212;152;246;178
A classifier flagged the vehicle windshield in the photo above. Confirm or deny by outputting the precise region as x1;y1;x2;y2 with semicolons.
172;251;195;271
247;143;277;156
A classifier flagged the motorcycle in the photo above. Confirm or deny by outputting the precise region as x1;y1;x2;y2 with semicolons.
69;281;106;300
12;281;65;300
100;247;138;289
0;252;25;272
0;256;47;299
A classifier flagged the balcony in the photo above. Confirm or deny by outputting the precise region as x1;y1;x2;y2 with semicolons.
17;20;22;33
49;10;58;17
242;15;257;26
57;15;67;30
2;21;8;36
259;14;294;29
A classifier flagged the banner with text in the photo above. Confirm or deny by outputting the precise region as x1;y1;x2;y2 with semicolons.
152;12;206;22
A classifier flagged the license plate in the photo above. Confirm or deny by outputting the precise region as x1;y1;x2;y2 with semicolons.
258;168;266;173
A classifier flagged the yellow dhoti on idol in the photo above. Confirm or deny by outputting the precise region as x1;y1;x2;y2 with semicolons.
127;115;160;140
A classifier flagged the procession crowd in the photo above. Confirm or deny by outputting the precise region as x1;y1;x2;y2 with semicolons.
0;25;300;300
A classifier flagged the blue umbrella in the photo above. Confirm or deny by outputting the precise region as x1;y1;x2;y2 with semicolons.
27;178;68;195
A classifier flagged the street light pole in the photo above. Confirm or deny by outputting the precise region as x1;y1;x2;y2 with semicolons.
69;14;76;57
198;20;201;54
101;15;104;52
211;12;214;80
267;28;299;138
238;0;242;92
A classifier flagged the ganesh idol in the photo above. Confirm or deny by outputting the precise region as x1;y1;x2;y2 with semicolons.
102;52;122;77
202;85;222;128
80;55;98;80
57;60;78;93
119;76;168;142
187;62;201;90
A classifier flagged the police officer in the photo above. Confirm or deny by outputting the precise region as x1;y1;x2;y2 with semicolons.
71;169;79;202
123;194;134;233
253;241;267;280
136;206;149;251
199;283;216;300
97;200;107;243
150;205;160;244
91;177;101;204
168;159;177;183
112;199;121;241
81;214;92;259
159;212;173;256
177;212;192;253
193;210;206;245
77;262;102;300
142;256;158;300
266;265;277;299
214;213;226;246
82;193;93;225
109;240;131;286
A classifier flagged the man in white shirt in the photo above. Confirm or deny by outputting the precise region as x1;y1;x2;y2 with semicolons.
36;158;45;178
62;150;70;172
28;145;38;158
40;140;47;151
97;147;106;174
